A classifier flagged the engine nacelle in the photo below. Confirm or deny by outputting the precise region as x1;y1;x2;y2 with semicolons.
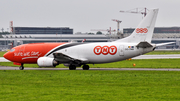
37;57;59;67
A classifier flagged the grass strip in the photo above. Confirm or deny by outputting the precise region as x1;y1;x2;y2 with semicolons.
0;51;6;57
0;70;180;101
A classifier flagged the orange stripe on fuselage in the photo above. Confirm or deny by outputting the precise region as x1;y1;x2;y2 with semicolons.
11;43;66;63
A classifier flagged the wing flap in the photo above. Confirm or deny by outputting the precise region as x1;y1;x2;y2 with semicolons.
53;53;74;63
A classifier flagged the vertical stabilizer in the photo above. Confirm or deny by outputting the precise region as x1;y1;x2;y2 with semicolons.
115;9;158;43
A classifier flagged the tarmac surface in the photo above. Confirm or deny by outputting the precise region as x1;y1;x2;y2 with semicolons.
0;57;10;62
0;66;180;71
133;54;180;59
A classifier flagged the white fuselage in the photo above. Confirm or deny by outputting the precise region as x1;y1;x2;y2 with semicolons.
48;42;154;64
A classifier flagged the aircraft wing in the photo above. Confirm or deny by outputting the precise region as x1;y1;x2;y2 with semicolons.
53;52;89;64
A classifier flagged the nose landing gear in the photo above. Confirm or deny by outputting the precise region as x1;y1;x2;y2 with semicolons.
19;63;24;70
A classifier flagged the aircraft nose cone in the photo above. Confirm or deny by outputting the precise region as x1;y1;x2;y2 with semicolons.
3;52;12;61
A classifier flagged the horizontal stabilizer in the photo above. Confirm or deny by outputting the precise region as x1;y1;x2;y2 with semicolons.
156;42;175;47
136;41;153;48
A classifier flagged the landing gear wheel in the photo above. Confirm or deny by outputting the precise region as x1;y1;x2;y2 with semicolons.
69;65;76;70
19;63;24;70
82;65;89;70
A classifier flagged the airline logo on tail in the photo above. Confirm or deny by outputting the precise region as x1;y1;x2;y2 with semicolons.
93;45;117;55
136;28;148;33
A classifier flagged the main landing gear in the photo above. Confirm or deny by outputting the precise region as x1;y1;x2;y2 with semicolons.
69;65;76;70
68;64;90;70
19;63;24;70
82;65;89;70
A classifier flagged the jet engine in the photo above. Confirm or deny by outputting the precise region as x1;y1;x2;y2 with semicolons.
37;57;59;67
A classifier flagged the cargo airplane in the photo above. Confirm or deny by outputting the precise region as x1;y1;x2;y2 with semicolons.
3;9;173;70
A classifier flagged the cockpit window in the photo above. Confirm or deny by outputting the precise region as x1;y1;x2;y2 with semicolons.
10;49;15;52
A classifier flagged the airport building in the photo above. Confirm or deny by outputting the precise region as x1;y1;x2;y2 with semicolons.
0;27;180;50
12;27;73;35
0;34;111;50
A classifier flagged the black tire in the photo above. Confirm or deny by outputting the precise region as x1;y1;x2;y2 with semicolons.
69;65;76;70
19;66;24;70
82;65;89;70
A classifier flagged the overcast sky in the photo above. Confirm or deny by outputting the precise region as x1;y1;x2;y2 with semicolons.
0;0;180;33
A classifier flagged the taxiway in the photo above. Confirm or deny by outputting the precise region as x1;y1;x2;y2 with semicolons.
0;66;180;71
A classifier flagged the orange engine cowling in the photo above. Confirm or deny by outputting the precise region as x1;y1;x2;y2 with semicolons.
37;57;59;67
